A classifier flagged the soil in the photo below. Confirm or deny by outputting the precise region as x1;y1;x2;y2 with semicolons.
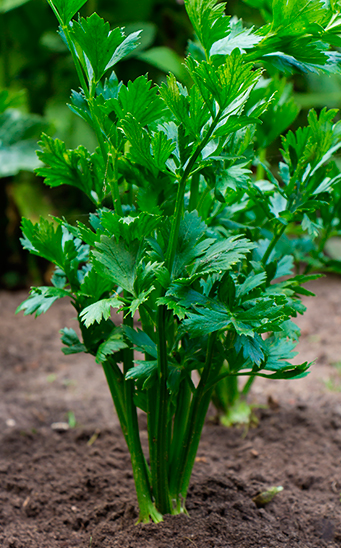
1;276;341;547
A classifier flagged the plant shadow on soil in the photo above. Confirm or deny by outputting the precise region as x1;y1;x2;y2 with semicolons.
0;276;341;547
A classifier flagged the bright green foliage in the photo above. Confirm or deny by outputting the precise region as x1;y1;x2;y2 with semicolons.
271;0;328;34
60;327;86;355
109;75;166;126
184;0;231;56
72;14;126;82
72;14;141;83
189;0;341;74
16;286;70;317
187;51;262;111
80;298;125;327
36;134;106;205
17;0;341;525
46;0;87;25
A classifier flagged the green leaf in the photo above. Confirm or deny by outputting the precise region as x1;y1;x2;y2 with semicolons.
183;309;233;337
0;104;45;144
159;74;188;125
93;236;139;294
100;211;162;244
262;333;299;371
72;14;125;82
256;365;310;380
215;164;251;199
48;0;87;25
160;77;212;140
275;255;294;278
16;286;70;317
120;115;154;172
123;326;158;358
36;134;104;205
109;75;165;126
192;236;255;277
108;31;142;67
125;361;158;389
60;327;86;355
22;221;90;288
72;15;141;81
187;50;262;111
271;0;329;36
96;327;128;363
79;267;113;300
235;333;265;365
243;0;341;75
214;115;260;140
129;286;155;317
184;0;230;55
269;193;288;218
151;131;176;172
120;115;175;175
302;214;321;239
0;89;22;112
80;297;124;328
237;297;289;322
210;18;263;56
236;271;266;298
172;211;208;279
20;217;65;266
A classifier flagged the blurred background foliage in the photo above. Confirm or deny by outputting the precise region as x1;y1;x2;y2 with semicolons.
1;0;341;287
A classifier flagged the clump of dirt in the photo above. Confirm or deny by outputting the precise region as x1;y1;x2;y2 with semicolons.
0;276;341;547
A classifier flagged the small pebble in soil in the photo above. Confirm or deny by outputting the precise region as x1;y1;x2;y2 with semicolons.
6;419;16;427
51;422;69;431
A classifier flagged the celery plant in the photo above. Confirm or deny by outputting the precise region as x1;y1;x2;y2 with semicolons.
17;0;341;522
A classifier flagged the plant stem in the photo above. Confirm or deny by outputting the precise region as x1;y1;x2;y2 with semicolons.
169;378;192;477
139;307;160;510
196;186;211;216
170;334;216;508
166;111;221;272
154;305;172;514
262;224;287;265
123;313;158;522
179;335;216;502
241;375;255;397
46;1;89;95
102;358;128;440
189;173;200;212
256;148;266;181
107;150;123;215
224;374;239;405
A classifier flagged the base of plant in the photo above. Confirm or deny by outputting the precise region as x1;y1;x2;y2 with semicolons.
218;399;259;428
136;505;163;524
136;499;189;524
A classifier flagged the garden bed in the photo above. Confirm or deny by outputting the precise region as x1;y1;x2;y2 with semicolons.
1;276;341;547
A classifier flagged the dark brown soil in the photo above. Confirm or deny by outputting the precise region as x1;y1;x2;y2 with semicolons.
1;276;341;547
